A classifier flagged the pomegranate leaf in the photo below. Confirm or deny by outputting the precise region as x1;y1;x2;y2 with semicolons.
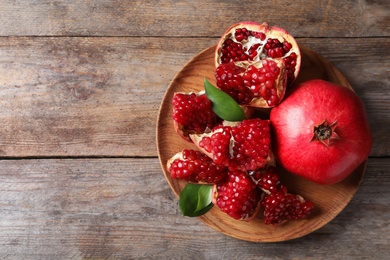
179;183;213;217
196;184;213;213
204;78;246;122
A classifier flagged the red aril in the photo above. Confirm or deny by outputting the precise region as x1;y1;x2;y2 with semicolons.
270;79;372;185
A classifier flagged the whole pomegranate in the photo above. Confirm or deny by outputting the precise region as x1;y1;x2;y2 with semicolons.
270;79;372;185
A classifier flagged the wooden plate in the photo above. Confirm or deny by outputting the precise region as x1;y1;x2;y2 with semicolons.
156;45;366;242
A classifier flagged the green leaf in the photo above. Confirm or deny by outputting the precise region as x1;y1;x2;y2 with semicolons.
204;77;246;122
179;183;213;217
195;185;213;213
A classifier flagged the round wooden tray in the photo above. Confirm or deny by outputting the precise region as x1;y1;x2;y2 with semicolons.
156;45;366;242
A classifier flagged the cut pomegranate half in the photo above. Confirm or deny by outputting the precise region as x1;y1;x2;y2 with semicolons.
215;21;301;87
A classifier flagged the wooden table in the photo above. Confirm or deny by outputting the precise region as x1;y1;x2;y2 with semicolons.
0;1;388;259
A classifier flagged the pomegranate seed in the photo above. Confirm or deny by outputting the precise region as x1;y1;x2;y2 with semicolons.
263;38;290;58
252;166;285;194
235;28;249;42
251;32;266;41
283;42;292;52
220;40;249;63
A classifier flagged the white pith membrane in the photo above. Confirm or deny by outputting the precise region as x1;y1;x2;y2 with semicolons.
216;25;298;65
222;121;239;158
228;32;266;62
166;151;183;170
173;89;205;99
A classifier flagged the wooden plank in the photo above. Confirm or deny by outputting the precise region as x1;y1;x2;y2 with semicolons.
0;37;214;157
0;37;388;157
0;157;387;258
0;0;388;37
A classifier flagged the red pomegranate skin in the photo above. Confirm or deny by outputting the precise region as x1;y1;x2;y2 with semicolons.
270;79;372;185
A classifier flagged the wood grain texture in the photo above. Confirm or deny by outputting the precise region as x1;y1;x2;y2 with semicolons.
0;158;387;259
0;37;214;157
0;0;388;258
0;37;388;157
0;0;388;37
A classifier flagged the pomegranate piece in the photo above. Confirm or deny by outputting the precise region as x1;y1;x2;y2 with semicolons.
262;190;314;225
215;21;301;86
167;149;227;184
212;170;262;220
194;125;233;167
191;118;274;172
251;166;315;224
172;92;220;142
215;59;287;107
230;119;273;171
